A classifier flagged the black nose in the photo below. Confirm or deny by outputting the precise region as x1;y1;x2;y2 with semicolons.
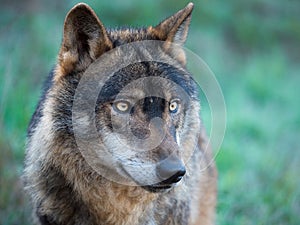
157;155;186;185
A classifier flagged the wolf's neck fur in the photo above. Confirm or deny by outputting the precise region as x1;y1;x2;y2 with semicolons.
77;175;157;224
48;135;158;224
46;142;156;224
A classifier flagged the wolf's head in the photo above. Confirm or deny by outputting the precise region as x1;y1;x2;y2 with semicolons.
53;3;201;192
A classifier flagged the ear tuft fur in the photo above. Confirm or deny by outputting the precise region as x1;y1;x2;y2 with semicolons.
148;3;194;65
56;3;112;81
151;2;194;45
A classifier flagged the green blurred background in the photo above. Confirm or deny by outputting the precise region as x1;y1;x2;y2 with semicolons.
1;0;299;224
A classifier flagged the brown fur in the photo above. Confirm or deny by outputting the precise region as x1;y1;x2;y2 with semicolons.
24;3;217;225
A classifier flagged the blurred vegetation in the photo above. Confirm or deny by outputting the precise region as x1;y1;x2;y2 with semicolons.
1;0;299;224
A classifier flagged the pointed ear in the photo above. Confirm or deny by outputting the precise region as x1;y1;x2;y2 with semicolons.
151;2;194;45
56;3;113;80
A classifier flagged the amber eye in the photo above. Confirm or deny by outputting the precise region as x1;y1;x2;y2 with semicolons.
169;100;179;113
113;100;130;113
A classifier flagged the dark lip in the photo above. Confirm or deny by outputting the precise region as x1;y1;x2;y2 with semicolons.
142;184;173;193
120;165;179;193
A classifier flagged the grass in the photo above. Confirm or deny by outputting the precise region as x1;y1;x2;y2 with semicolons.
0;0;299;224
215;52;300;224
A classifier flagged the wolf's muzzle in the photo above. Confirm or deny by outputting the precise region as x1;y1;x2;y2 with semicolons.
160;169;186;185
157;155;186;185
143;155;186;193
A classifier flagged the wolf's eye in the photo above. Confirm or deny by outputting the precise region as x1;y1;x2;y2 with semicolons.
169;100;179;113
113;100;130;113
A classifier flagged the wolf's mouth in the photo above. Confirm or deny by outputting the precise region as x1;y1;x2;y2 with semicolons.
142;184;173;193
142;171;185;193
120;160;185;193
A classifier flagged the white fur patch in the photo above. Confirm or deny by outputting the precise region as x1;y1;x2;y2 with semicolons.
176;131;181;146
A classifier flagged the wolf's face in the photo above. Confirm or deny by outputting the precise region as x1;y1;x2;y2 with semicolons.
53;3;200;192
91;61;200;191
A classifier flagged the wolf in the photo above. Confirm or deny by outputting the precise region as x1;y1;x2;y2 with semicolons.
23;2;217;225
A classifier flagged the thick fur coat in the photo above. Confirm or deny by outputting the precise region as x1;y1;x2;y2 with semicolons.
23;3;217;225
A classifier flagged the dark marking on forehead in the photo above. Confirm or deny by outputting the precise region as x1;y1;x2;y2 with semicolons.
142;96;166;119
96;61;198;105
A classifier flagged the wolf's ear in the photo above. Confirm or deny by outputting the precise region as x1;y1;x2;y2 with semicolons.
151;3;193;45
148;3;194;65
56;3;112;79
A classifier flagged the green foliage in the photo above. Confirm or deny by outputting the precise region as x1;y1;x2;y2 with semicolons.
0;0;299;224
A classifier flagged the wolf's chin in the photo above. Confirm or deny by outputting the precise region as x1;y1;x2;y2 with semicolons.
141;174;183;193
142;184;174;193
